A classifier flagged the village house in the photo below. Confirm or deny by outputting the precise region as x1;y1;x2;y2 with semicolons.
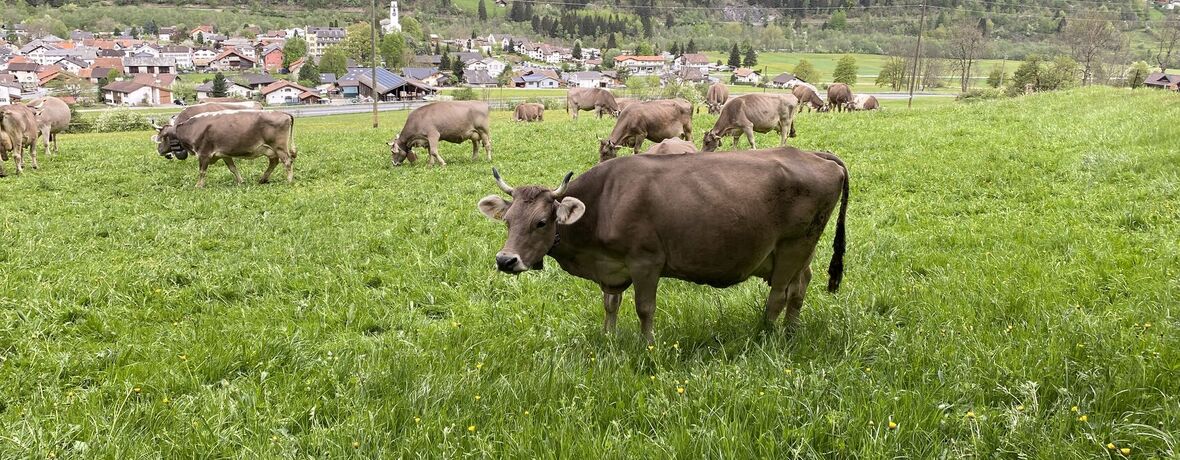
190;25;215;42
614;55;668;75
259;80;317;105
0;78;21;105
674;53;712;73
260;44;285;72
194;80;253;101
160;46;193;69
769;72;803;88
6;62;43;89
465;57;506;78
102;73;177;105
1143;72;1180;91
157;27;178;43
237;72;278;92
335;67;436;101
732;67;761;85
402;67;447;87
513;69;561;88
566;71;609;88
208;49;257;71
124;56;177;75
307;27;345;58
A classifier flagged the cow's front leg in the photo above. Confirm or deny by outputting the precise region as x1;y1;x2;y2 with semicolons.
223;158;244;185
603;290;622;333
282;156;294;183
631;271;660;344
26;141;37;170
259;157;278;184
744;126;757;149
428;138;446;167
195;154;211;188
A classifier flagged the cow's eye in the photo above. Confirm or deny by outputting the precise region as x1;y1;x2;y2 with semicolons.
536;220;547;228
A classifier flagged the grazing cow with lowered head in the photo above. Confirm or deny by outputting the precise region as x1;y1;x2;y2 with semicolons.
153;110;297;188
792;85;827;112
827;83;853;113
0;104;40;176
599;99;693;162
644;138;698;155
706;82;730;114
390;101;492;167
702;93;797;152
567;87;619;119
27;96;70;156
156;101;263;160
846;94;879;111
477;148;849;343
514;102;545;122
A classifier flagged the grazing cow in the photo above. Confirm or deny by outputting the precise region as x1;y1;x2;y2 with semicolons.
827;83;853;113
599;99;693;162
702;93;797;152
27;96;70;156
846;94;880;111
567;87;619;119
389;101;493;167
0;104;40;176
643;138;698;155
614;97;639;115
706;82;730;114
477;148;849;343
153;110;297;188
514;102;545;122
155;101;263;160
792;85;827;112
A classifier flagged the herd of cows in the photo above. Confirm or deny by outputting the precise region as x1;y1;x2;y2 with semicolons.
0;80;875;341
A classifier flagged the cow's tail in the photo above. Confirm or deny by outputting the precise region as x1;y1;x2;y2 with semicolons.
287;113;297;159
814;151;848;293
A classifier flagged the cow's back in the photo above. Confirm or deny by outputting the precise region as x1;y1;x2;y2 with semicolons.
722;93;794;126
827;84;852;105
29;97;71;131
560;149;845;286
406;101;489;137
0;105;38;142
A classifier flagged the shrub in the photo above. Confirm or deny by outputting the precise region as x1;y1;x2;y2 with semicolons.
453;87;478;101
956;88;1006;102
93;110;152;132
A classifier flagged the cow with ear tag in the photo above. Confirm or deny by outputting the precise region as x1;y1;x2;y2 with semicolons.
478;147;849;345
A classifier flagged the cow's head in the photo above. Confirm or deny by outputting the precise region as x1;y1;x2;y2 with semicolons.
151;122;188;160
388;133;419;166
598;139;621;163
478;168;585;274
28;100;45;117
702;130;722;152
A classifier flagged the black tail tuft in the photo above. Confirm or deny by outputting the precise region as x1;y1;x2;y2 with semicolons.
819;152;849;293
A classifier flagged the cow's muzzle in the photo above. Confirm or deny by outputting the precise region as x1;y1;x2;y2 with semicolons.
495;253;534;273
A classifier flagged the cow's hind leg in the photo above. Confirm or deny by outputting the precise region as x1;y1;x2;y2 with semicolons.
25;138;37;170
223;158;244;185
259;157;279;184
481;131;493;161
630;268;661;344
762;242;818;332
744;126;757;149
41;126;51;158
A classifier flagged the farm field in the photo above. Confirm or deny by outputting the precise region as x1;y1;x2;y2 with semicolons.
706;51;1014;91
0;88;1178;457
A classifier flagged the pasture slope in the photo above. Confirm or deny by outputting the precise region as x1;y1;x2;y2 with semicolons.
0;87;1177;458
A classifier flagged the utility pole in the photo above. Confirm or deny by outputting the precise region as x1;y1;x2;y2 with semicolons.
371;0;379;128
1000;53;1007;87
907;0;927;108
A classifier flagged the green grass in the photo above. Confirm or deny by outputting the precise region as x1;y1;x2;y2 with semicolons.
1;87;1178;457
709;51;1016;92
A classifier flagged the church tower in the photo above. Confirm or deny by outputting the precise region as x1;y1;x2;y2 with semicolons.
383;1;402;34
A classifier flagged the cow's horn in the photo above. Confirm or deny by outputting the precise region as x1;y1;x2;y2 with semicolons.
554;171;573;197
492;167;514;195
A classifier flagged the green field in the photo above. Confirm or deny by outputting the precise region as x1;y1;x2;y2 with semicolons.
1;88;1178;457
708;51;1014;91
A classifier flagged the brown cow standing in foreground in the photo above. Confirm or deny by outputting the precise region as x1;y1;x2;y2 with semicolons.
153;110;297;188
644;138;697;155
0;104;40;176
567;87;619;119
27;96;71;156
706;82;730;114
599;99;693;162
827;83;853;113
477;148;849;343
792;85;827;112
702;93;797;152
514;103;545;122
389;101;492;167
155;101;263;160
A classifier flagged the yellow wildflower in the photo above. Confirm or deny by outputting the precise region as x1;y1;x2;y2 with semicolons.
467;425;476;432
1120;447;1130;455
1107;443;1116;450
888;421;897;430
1078;415;1088;422
1071;406;1079;413
676;387;685;395
966;411;976;419
475;395;481;401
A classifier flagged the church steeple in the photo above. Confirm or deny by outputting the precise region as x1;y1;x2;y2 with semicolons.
382;1;402;34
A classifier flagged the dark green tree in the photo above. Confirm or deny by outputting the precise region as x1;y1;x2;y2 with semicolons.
478;0;488;22
727;43;741;68
742;45;757;67
211;72;228;98
572;40;582;60
685;39;696;54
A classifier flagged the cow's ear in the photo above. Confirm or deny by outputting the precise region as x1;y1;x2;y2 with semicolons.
478;195;511;220
556;197;585;225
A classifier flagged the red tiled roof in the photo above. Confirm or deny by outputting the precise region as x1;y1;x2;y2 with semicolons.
260;79;312;95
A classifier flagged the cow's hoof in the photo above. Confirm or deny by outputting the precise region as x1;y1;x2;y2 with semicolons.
258;178;270;184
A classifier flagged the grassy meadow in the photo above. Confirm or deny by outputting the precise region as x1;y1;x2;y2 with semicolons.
0;87;1178;458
